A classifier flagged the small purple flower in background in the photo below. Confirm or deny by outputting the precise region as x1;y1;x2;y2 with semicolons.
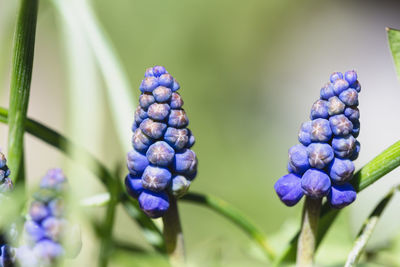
16;169;81;266
275;71;361;208
126;66;198;218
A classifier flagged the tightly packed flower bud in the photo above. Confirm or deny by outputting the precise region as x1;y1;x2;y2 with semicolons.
17;169;81;266
126;66;198;218
275;70;361;208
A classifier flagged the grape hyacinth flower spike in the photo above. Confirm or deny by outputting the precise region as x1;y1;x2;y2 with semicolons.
126;65;198;218
126;66;197;264
17;169;81;267
274;70;361;265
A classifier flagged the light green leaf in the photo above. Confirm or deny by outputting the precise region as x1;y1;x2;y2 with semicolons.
387;28;400;80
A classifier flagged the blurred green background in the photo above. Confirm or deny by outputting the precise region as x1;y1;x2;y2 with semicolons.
1;0;400;266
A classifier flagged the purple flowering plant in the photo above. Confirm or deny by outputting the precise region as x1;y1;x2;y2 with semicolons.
3;1;400;267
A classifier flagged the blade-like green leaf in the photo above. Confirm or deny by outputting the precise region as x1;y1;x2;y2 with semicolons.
387;28;400;80
8;0;39;185
274;140;400;265
0;106;165;253
344;186;398;267
51;0;135;151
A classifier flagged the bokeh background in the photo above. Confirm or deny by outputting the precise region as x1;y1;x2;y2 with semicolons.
1;0;400;266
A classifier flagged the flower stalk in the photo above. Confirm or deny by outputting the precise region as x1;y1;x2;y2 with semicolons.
163;196;185;266
296;197;322;267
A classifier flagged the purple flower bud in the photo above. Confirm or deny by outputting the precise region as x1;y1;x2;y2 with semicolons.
330;72;343;83
168;109;189;128
134;107;146;125
310;118;332;142
288;144;310;174
147;103;170;121
332;135;356;158
158;74;174;88
153;86;172;102
142;166;172;192
48;198;65;218
328;183;356;208
307;143;334;169
0;153;6;168
170;92;184;109
29;201;49;222
349;141;360;161
145;67;154;77
127;149;149;175
132;128;153;152
352;119;360;138
140;77;159;93
164;127;189;151
42;217;66;241
170;175;191;198
40;169;67;191
187;129;196;148
333;79;349;95
298;121;312;146
173;149;198;178
301;169;331;198
140;119;167;139
339;88;358;106
320;83;335;100
138;190;170;218
328;96;345;116
146;141;175;167
328;158;355;184
139;93;155;110
172;78;180;92
349;80;361;92
344;107;359;121
310;100;329;119
25;221;45;242
152;66;167;77
344;70;357;85
329;114;353;136
0;178;13;192
274;173;304;206
33;240;64;261
125;174;143;198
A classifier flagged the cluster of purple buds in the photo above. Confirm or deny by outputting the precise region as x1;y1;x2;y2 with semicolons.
0;152;15;267
17;169;80;266
126;65;198;218
274;71;361;208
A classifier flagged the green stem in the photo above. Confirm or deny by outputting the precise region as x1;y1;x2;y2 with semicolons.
8;0;39;185
296;197;321;267
0;107;164;252
274;140;400;265
182;192;276;260
163;196;185;266
344;186;398;267
98;189;118;267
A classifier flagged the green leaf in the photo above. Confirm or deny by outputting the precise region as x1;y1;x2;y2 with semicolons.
344;186;398;267
274;140;400;265
7;0;39;185
51;0;135;151
387;28;400;80
182;192;276;261
0;106;165;253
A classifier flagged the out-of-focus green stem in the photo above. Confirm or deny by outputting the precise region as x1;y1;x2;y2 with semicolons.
344;186;398;267
8;0;38;186
0;107;165;252
182;192;276;260
274;140;400;265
